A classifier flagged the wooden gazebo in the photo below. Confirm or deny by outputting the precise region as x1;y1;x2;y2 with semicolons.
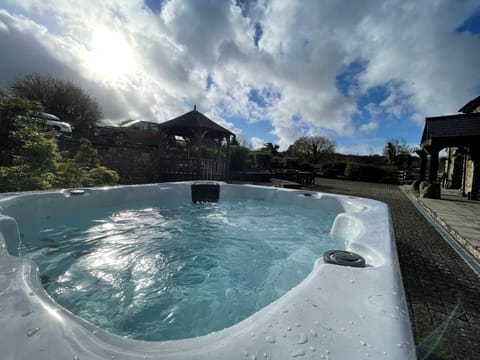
157;106;235;182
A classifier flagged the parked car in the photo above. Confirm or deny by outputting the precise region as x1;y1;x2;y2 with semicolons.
4;112;73;137
93;120;161;148
42;113;73;136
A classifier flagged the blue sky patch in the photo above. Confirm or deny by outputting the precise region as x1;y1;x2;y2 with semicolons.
254;22;263;47
144;0;165;14
456;10;480;35
248;87;281;108
224;112;275;145
335;60;366;96
206;73;214;90
356;85;390;109
249;88;267;107
235;0;253;17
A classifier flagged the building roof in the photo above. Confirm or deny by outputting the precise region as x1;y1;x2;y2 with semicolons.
159;107;234;138
420;113;480;149
120;120;159;130
458;96;480;114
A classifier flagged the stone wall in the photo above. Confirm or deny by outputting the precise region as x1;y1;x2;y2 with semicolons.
96;145;159;184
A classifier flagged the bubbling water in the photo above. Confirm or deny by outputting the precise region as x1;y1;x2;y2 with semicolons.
18;199;339;341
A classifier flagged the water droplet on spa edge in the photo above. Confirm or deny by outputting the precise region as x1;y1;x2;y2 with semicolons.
309;329;317;337
291;349;305;357
250;355;256;360
297;333;308;344
360;340;367;346
26;327;40;337
265;335;276;344
21;309;34;317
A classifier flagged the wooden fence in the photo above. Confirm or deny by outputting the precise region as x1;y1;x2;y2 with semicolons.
159;158;227;182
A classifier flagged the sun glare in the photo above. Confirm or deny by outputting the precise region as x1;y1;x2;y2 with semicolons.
86;27;135;80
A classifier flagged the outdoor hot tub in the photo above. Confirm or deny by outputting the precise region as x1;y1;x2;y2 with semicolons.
0;182;415;359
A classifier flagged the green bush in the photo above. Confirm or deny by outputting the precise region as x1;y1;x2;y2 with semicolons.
0;165;55;191
229;145;252;171
54;140;119;188
345;163;388;182
84;166;119;186
298;162;314;171
270;156;284;169
283;157;301;169
321;162;346;177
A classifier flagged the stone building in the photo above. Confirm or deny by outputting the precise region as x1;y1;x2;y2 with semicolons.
417;96;480;199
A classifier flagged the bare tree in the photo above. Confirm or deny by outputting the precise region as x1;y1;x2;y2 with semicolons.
383;137;411;165
290;135;336;163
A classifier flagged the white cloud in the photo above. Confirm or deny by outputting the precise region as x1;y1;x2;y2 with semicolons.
250;136;266;150
337;143;382;156
359;121;378;134
0;0;479;153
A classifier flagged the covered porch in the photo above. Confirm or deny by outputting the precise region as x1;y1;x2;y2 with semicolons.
417;112;480;198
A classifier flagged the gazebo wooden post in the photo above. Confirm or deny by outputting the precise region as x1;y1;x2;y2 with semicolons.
225;135;231;181
428;147;440;183
418;150;427;182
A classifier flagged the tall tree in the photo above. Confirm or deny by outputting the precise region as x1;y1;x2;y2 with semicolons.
289;135;336;164
383;137;411;165
9;73;103;135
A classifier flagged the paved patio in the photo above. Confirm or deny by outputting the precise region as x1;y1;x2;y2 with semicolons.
409;187;480;261
305;178;480;360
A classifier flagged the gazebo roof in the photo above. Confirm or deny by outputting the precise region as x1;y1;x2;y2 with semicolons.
159;107;234;138
420;113;480;150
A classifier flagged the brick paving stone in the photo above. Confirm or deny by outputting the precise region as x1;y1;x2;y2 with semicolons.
306;178;480;360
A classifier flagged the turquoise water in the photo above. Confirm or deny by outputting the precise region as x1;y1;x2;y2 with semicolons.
17;199;339;341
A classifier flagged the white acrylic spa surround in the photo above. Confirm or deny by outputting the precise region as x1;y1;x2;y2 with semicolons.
0;182;415;359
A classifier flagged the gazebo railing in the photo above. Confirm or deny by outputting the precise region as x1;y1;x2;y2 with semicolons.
159;158;226;181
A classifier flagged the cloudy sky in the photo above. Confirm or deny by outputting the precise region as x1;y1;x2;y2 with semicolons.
1;0;479;154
